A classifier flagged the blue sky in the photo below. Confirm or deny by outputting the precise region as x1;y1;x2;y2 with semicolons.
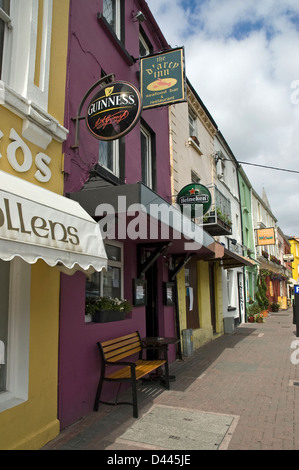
147;0;299;236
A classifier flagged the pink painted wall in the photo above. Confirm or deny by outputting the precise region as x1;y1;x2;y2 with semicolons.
59;0;175;429
59;240;176;429
63;0;171;201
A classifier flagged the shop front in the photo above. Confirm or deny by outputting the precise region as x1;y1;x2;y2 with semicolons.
57;181;222;428
0;170;107;449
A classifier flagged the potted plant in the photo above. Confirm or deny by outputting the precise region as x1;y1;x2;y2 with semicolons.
247;302;260;322
271;301;280;312
85;296;132;323
256;275;269;317
254;313;265;323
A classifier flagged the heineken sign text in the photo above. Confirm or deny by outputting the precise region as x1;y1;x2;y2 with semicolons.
86;81;142;141
177;183;212;218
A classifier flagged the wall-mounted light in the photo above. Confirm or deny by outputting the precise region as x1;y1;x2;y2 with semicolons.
133;10;146;23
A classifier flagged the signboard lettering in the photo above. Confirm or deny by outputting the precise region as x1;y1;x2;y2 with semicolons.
256;227;275;246
177;183;212;218
0;196;80;245
140;47;186;110
85;81;142;141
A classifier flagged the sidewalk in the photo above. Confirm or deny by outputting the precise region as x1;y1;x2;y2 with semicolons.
43;308;299;451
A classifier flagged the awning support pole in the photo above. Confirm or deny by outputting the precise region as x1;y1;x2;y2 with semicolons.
170;254;194;280
139;242;172;277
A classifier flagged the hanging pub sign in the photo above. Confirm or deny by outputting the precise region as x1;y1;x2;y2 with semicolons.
140;47;186;110
256;227;275;246
85;80;142;141
177;183;212;218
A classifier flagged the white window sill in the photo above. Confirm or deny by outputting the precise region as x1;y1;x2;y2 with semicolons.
186;137;203;155
0;81;68;148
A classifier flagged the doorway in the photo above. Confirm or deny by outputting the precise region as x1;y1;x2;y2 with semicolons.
145;261;158;338
185;258;199;329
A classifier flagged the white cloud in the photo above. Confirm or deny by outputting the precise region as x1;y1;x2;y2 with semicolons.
147;0;299;236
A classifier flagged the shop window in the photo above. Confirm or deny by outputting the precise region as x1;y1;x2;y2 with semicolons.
103;0;123;41
141;123;155;190
0;258;30;412
86;241;123;300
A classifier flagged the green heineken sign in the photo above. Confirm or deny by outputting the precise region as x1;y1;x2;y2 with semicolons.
177;183;212;218
140;47;186;110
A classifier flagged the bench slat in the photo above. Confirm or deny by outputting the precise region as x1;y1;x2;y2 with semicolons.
101;332;139;348
103;337;141;355
105;346;141;362
106;359;166;380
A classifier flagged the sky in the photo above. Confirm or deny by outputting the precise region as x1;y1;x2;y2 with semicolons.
147;0;299;237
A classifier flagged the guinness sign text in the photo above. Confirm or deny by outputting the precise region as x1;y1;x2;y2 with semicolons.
85;81;142;141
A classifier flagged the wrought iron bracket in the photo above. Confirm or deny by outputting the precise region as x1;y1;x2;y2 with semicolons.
70;73;115;149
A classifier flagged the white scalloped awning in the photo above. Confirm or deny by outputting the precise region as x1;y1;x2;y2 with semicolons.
0;171;107;274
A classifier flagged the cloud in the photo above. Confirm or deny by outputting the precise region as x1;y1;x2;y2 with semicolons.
147;0;299;236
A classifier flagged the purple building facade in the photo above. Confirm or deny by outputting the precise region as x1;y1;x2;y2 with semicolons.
58;0;177;429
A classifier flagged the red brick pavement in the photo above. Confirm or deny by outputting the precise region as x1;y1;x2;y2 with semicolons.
43;308;299;451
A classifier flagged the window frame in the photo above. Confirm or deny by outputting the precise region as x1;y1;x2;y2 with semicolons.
98;138;120;178
139;27;152;57
0;258;30;413
188;108;198;139
140;122;156;190
102;0;123;42
85;241;124;304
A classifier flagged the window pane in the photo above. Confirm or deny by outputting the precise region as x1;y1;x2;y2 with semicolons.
86;271;100;298
103;266;121;298
0;0;10;14
103;0;116;31
106;244;121;261
139;40;147;57
141;130;148;185
99;140;113;171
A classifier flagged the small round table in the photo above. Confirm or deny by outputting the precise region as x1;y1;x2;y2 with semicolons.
142;336;180;383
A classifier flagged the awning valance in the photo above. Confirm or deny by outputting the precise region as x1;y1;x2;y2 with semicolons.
217;248;256;269
0;171;107;274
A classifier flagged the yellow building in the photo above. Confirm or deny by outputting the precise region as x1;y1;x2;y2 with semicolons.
289;237;299;284
0;1;107;450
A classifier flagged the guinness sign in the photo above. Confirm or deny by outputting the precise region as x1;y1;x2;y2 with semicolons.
86;81;142;141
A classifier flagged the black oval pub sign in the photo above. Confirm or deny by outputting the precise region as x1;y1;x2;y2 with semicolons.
85;81;142;141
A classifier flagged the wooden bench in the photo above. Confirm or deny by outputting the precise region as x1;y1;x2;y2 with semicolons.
93;331;170;418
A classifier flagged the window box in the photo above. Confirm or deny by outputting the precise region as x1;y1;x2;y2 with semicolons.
93;309;126;323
